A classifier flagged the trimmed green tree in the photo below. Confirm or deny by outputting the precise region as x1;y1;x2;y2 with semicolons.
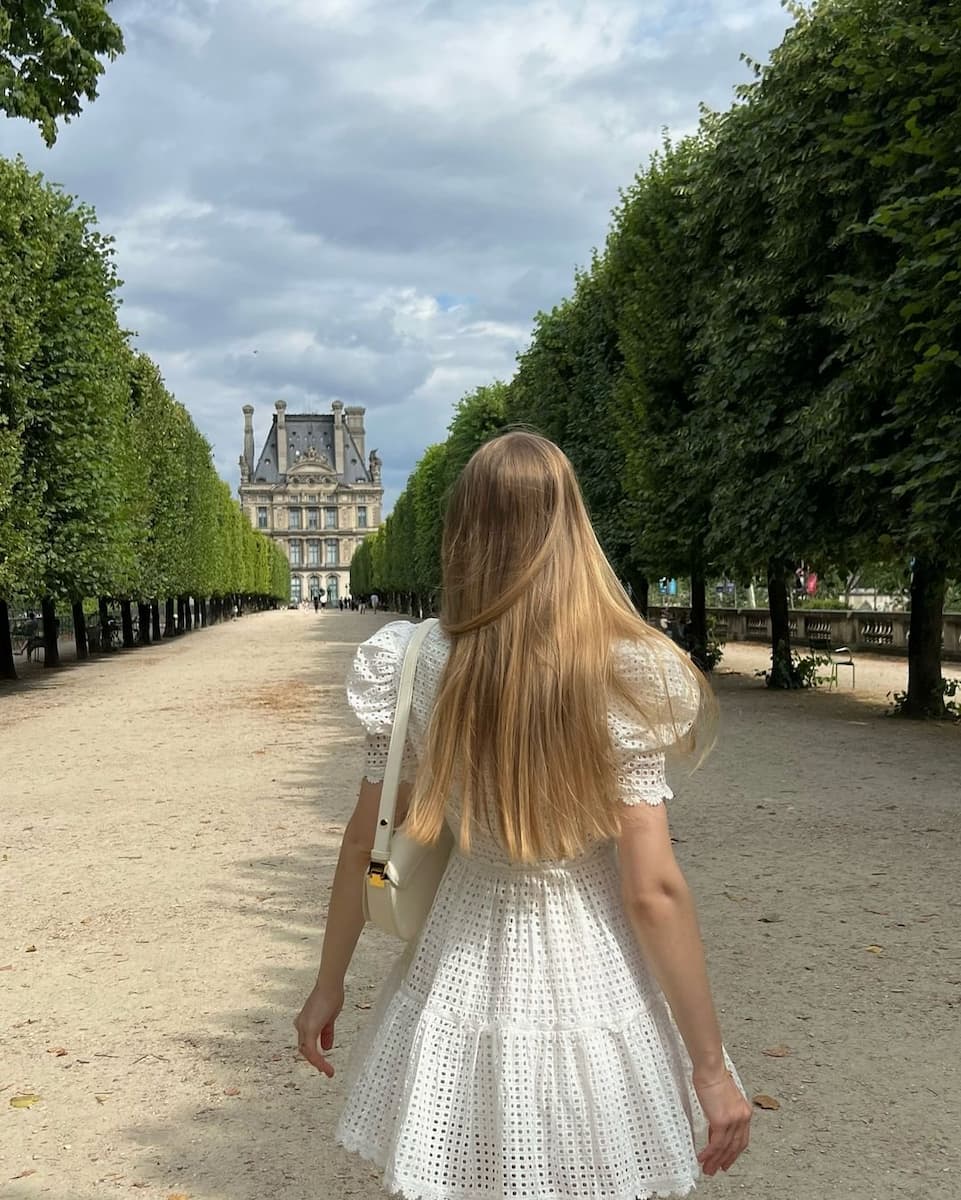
0;1;124;145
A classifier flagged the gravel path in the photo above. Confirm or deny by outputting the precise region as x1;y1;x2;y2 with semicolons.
2;611;959;1200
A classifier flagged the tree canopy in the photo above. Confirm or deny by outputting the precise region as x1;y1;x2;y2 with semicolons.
352;0;961;717
0;158;287;679
0;1;124;145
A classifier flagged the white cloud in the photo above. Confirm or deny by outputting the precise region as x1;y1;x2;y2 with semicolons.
0;0;795;512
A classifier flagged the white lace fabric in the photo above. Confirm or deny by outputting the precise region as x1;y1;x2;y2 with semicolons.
339;620;732;1200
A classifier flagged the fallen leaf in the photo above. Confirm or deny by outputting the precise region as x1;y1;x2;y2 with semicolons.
758;915;783;924
223;1086;240;1096
355;1002;372;1010
167;1193;191;1199
0;964;13;971
12;1169;37;1179
9;1094;41;1108
47;1047;68;1057
753;1094;781;1111
25;945;37;953
94;1094;111;1104
762;1046;792;1058
864;944;884;955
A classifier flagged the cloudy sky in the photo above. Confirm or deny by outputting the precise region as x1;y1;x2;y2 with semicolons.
1;0;793;511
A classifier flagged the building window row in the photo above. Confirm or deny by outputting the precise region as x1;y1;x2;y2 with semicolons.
287;506;342;530
288;538;341;567
289;574;342;605
257;504;370;532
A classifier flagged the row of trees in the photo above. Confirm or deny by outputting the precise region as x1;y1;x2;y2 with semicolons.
0;157;289;680
354;0;960;718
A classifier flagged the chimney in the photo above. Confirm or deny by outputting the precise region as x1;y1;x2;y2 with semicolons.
242;404;255;475
332;399;344;476
275;400;288;477
344;405;366;465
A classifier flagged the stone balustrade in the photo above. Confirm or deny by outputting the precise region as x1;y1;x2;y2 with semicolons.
647;606;961;662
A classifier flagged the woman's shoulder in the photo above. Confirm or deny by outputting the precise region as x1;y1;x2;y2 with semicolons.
612;632;683;685
350;618;447;680
358;618;419;654
610;633;702;739
346;618;447;732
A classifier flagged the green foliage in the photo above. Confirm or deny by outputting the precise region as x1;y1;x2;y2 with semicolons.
0;0;124;145
334;2;959;724
445;382;509;482
755;647;833;690
507;259;639;580
0;158;288;649
703;615;726;672
0;157;133;604
889;677;960;721
606;138;711;581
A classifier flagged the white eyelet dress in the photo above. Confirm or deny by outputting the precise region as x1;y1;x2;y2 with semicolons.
337;620;741;1200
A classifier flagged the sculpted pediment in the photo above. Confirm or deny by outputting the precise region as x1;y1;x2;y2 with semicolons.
287;444;337;479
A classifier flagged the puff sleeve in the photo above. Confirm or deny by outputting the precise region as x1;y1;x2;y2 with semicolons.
608;640;703;806
345;620;418;783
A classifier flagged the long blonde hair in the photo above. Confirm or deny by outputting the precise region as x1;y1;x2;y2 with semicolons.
405;431;714;862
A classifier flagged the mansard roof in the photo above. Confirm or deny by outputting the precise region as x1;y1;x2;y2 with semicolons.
251;413;371;485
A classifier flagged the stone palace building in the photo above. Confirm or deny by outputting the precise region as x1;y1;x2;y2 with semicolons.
238;399;383;605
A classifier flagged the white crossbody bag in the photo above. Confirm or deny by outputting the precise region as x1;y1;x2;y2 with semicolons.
363;619;454;941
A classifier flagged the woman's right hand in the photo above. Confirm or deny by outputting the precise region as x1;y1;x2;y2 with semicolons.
694;1072;752;1177
294;983;345;1078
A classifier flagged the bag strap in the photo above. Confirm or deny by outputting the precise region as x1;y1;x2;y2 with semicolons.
370;619;439;867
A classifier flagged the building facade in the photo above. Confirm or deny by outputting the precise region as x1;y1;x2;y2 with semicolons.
238;399;383;605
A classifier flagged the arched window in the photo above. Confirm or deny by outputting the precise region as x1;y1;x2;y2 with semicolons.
309;575;321;598
326;575;339;606
290;575;302;603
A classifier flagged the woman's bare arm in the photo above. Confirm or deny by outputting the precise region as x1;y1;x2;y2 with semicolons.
294;778;411;1076
617;801;751;1174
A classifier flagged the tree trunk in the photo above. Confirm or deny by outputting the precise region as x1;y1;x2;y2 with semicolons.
164;597;176;637
899;556;946;719
41;597;61;668
151;600;162;641
98;597;111;652
689;568;709;672
73;600;89;659
623;568;649;618
0;599;17;680
766;557;799;688
138;602;151;645
121;600;135;649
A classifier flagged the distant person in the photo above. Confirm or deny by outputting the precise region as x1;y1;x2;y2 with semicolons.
370;592;380;613
313;595;320;613
295;431;750;1200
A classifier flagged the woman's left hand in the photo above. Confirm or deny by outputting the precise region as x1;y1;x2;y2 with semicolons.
294;983;345;1077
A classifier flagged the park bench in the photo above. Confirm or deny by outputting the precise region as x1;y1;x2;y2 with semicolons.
807;632;855;688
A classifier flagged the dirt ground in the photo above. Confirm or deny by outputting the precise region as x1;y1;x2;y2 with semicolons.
1;611;959;1200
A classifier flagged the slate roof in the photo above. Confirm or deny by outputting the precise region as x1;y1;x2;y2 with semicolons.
251;413;371;485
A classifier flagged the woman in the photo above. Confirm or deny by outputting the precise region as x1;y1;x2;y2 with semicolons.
295;432;751;1199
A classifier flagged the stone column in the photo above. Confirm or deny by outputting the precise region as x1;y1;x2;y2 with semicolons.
243;404;255;475
345;405;365;463
275;400;287;478
332;400;344;476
